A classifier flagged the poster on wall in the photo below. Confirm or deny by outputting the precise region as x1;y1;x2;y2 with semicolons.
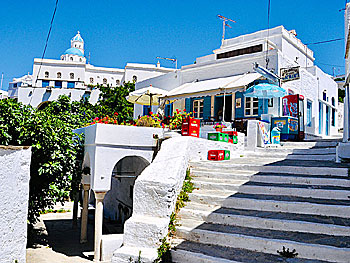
282;95;299;118
236;98;241;108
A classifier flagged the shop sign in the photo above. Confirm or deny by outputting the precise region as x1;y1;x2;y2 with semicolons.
280;67;300;82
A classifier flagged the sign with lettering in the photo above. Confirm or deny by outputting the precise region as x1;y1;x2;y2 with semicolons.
280;67;300;82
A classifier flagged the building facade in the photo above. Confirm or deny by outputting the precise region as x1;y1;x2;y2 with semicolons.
8;32;174;108
136;26;339;138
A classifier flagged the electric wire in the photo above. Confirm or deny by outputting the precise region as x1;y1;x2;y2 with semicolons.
34;0;59;88
305;38;344;46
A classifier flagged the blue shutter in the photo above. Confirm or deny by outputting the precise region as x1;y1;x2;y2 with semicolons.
185;98;191;113
235;92;244;118
143;105;150;116
203;96;211;120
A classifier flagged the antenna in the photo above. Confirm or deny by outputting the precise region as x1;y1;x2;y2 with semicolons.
156;56;177;69
217;15;236;45
88;52;91;64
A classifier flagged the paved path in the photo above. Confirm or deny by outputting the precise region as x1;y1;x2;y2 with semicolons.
26;202;94;263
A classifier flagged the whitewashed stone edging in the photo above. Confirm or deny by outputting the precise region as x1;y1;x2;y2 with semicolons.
0;146;31;263
112;135;244;262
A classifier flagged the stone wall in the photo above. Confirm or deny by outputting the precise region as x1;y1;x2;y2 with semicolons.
0;146;31;263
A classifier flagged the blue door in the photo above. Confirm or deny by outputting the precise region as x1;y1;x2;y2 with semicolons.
325;106;330;136
318;102;323;135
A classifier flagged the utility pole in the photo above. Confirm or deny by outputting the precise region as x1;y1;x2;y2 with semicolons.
217;15;236;45
156;56;177;69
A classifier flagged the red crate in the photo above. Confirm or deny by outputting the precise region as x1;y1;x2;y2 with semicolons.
207;150;225;161
182;117;200;137
228;139;233;144
232;131;238;136
182;126;200;137
182;117;200;128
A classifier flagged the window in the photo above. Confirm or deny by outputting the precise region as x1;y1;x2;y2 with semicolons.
245;97;259;116
193;99;204;118
57;72;62;78
70;57;73;61
44;71;49;78
116;80;120;86
323;91;327;101
67;81;75;89
132;75;137;83
79;58;82;62
331;97;335;127
70;73;74;79
103;78;107;85
90;78;94;84
217;44;263;60
42;80;49;87
55;81;62;88
307;100;312;127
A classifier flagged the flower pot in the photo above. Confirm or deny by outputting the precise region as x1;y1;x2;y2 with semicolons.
215;128;222;132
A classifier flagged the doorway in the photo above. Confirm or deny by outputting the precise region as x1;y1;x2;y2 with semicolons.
214;94;232;121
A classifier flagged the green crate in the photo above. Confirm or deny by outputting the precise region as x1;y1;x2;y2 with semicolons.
232;136;238;144
221;133;229;143
208;132;220;141
224;150;230;160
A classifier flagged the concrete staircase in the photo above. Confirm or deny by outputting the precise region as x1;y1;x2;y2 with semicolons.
171;140;350;263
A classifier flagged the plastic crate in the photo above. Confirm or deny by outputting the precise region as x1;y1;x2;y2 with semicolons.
224;150;230;160
207;150;225;161
232;136;238;144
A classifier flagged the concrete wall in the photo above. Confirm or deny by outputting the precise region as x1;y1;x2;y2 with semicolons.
0;146;31;263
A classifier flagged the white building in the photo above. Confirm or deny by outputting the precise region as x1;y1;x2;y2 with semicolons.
336;3;350;161
0;89;8;100
136;26;339;138
8;32;174;108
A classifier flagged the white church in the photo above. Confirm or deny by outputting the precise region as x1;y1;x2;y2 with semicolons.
8;32;174;108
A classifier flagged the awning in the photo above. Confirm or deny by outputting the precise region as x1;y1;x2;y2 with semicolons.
162;72;262;100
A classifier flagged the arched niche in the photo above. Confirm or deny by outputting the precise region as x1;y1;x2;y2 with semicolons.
103;155;150;233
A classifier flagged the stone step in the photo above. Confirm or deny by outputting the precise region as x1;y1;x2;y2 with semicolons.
176;222;350;263
193;180;350;200
245;153;335;161
178;204;350;236
253;147;336;155
190;160;350;177
192;170;350;188
172;240;329;263
280;141;339;148
188;192;350;218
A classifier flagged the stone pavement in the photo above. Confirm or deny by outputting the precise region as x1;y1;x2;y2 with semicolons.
26;202;94;263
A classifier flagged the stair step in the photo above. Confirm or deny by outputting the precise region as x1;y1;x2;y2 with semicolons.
172;241;329;263
189;192;350;218
191;161;349;177
254;147;336;155
192;168;349;180
193;180;350;200
176;224;350;262
179;206;350;236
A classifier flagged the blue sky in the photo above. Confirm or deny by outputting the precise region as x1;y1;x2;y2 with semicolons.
0;0;346;90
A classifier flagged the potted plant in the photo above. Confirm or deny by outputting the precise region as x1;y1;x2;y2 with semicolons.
213;123;227;132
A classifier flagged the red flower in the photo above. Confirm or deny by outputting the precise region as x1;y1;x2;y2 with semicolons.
114;120;117;124
149;111;153;115
114;112;118;116
183;109;186;112
104;121;108;124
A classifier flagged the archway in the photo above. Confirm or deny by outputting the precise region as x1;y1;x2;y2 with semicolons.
103;156;149;233
37;101;51;110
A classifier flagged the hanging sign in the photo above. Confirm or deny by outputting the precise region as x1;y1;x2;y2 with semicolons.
280;67;300;82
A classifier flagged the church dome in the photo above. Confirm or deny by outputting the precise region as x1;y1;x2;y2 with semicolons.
63;47;83;57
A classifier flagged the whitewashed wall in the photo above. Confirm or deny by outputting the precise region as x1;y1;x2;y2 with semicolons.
0;146;31;263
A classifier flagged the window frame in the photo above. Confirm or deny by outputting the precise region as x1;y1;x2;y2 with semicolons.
244;97;259;116
193;99;204;119
306;100;312;127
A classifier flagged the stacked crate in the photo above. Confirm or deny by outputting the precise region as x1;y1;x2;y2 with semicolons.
181;117;200;137
207;132;229;143
207;150;230;161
